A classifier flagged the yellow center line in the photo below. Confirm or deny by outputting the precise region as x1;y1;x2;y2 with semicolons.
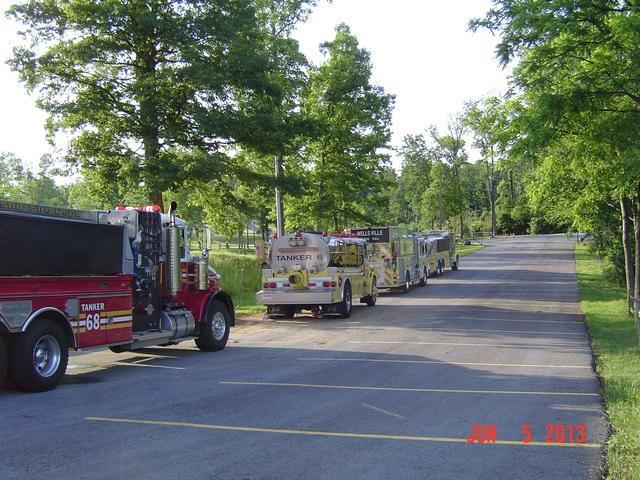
299;357;592;369
220;381;599;397
348;340;588;349
84;416;600;448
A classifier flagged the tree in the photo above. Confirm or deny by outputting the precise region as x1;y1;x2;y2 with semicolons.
464;97;510;236
420;161;461;230
429;115;468;235
399;134;434;224
8;0;282;209
295;24;394;231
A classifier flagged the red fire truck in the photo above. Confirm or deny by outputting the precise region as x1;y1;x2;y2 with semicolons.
0;200;234;392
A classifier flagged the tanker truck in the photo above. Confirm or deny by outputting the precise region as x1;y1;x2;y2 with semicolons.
256;231;377;318
0;200;234;392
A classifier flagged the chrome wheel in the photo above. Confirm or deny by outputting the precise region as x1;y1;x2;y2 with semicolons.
32;335;61;378
211;311;226;341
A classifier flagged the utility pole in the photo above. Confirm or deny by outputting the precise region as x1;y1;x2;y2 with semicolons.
438;172;444;230
275;153;285;237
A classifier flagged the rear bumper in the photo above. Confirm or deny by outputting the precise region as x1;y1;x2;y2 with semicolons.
256;290;337;305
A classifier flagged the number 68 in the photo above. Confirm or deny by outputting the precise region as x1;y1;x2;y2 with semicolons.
86;313;101;331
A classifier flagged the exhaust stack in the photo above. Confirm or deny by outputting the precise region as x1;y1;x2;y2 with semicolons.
167;201;181;295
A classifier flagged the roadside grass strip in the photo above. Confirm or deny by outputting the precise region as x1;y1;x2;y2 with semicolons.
575;245;640;479
220;380;599;397
456;244;486;257
85;416;600;448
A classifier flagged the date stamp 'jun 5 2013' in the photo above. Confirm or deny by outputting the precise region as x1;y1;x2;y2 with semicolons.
466;424;586;444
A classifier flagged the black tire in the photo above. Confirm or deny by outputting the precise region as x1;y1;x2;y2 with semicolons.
403;272;411;293
0;336;7;390
339;282;352;318
418;267;426;286
451;255;459;271
195;300;231;351
364;277;377;306
9;319;69;392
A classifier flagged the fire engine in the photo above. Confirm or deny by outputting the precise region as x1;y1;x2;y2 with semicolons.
256;231;377;318
351;226;428;292
0;200;234;392
424;230;459;275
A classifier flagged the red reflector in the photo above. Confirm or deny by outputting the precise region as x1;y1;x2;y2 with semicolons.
268;282;277;288
263;282;269;288
331;281;337;287
283;283;290;287
322;281;331;287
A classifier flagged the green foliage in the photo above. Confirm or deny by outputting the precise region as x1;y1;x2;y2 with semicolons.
209;251;262;313
290;23;394;231
0;152;68;206
419;161;461;230
472;1;640;288
7;0;287;207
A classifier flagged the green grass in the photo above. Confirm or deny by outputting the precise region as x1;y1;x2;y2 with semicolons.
456;244;486;257
575;244;640;479
209;251;263;315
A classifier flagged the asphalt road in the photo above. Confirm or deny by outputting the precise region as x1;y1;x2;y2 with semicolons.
0;234;607;479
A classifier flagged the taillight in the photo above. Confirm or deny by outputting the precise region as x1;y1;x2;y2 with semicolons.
308;282;316;287
322;281;337;288
263;282;269;288
283;283;290;287
263;282;277;289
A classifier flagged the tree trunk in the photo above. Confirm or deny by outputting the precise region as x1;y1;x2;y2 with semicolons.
274;153;285;237
315;150;325;232
460;214;464;238
137;33;162;211
634;188;640;303
486;159;496;237
620;197;634;303
260;209;269;242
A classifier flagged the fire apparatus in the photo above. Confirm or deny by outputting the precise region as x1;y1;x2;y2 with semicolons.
0;200;234;392
424;230;459;275
351;226;427;292
256;231;377;318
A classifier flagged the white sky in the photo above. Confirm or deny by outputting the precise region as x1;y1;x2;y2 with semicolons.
0;0;510;172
